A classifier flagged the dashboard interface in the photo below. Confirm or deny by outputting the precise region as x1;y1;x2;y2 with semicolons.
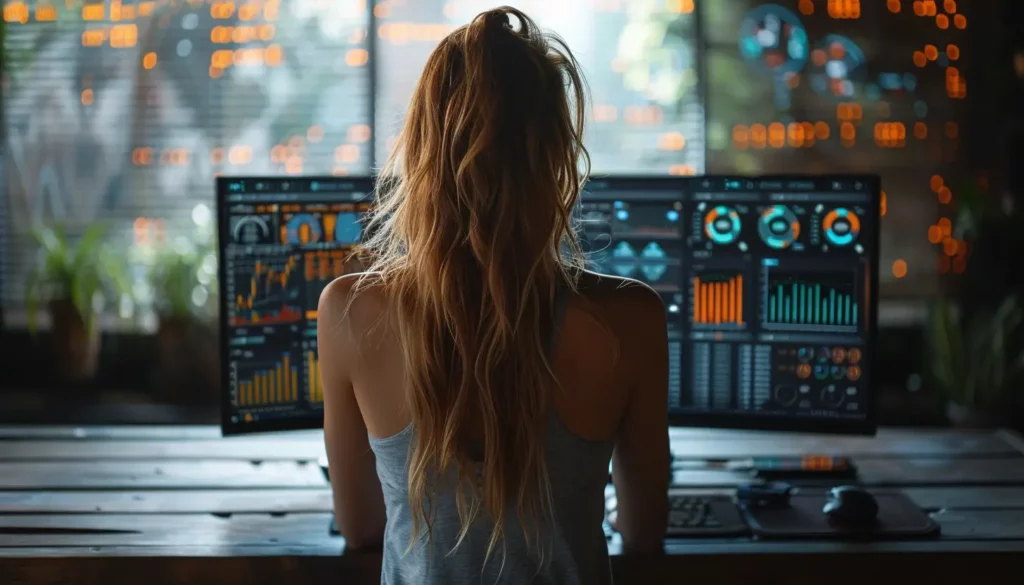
582;176;879;434
218;175;878;435
218;177;373;434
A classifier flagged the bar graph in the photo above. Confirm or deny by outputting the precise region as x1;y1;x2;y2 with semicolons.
230;255;303;326
237;352;300;407
762;269;859;333
307;350;324;403
690;273;745;328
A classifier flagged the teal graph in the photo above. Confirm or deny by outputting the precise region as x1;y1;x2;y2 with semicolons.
766;275;858;327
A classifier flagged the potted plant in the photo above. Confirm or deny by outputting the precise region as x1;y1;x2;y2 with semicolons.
24;222;130;382
145;228;219;406
926;295;1024;428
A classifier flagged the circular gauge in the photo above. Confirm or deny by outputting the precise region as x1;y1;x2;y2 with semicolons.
758;205;801;249
704;206;742;245
774;385;798;407
809;35;867;100
232;216;270;244
738;5;809;76
820;384;845;408
285;214;323;245
822;208;861;247
813;364;829;381
830;365;847;380
334;212;364;245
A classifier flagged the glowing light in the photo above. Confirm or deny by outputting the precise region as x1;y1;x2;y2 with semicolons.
750;124;767;150
936;14;949;29
892;259;908;279
954;14;967;29
924;45;938;60
880;191;887;217
946;44;960;60
928;225;942;244
930;175;944;192
658;132;687;151
346;49;369;67
667;0;695;13
827;0;861;18
768;123;786;148
938;217;952;235
799;0;814;15
874;122;906;148
943;237;958;256
348;125;372;143
887;0;901;13
669;164;697;176
143;52;158;69
81;89;94;105
913;51;927;68
914;122;928;139
943;0;957;12
937;186;952;204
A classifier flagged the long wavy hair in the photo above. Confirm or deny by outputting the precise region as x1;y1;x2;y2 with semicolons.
356;6;591;565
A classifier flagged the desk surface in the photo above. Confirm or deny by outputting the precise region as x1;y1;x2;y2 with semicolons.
2;425;1024;585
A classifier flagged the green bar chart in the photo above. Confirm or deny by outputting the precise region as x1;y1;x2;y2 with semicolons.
763;272;858;332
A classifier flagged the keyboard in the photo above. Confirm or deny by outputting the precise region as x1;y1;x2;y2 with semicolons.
605;491;750;538
667;494;748;536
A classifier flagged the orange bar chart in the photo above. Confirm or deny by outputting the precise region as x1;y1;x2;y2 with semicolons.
691;274;744;325
237;353;299;407
307;350;323;403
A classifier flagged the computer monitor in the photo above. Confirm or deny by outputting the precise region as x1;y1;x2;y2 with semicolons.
579;175;880;435
218;174;879;437
217;176;375;434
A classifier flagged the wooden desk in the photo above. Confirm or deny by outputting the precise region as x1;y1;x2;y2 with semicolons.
1;425;1024;585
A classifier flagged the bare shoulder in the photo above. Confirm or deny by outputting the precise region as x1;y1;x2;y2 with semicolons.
318;272;387;334
575;270;666;324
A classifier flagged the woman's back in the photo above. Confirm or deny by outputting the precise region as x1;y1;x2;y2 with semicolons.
323;271;668;583
317;7;669;583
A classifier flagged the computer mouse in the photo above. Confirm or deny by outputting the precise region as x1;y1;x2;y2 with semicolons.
822;485;879;524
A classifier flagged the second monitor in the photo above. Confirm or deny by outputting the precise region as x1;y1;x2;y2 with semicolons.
581;176;879;435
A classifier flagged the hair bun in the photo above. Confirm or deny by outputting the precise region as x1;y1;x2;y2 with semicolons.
484;9;512;31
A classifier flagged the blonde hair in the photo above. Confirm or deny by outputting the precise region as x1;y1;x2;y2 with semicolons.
357;5;590;565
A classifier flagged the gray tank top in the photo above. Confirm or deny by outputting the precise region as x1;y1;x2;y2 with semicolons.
367;286;615;584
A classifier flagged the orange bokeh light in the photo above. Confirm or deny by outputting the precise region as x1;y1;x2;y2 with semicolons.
892;260;908;279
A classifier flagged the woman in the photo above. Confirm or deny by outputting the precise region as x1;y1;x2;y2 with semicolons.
318;7;669;583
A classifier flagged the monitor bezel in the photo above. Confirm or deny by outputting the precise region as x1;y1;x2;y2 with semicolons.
217;175;376;436
666;174;881;436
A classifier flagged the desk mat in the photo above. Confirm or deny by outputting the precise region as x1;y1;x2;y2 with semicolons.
741;490;940;540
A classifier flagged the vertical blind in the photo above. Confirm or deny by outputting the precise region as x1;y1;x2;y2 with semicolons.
0;0;703;325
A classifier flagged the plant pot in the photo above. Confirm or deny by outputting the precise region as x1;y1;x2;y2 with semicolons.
154;316;219;406
48;299;101;382
946;401;1005;429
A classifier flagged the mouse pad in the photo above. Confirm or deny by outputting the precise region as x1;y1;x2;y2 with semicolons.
741;490;940;540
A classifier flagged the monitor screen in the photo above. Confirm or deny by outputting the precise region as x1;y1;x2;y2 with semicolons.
581;176;879;435
217;176;374;434
218;175;879;436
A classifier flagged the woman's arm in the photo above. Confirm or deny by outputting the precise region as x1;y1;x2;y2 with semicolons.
611;285;670;554
319;276;387;550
